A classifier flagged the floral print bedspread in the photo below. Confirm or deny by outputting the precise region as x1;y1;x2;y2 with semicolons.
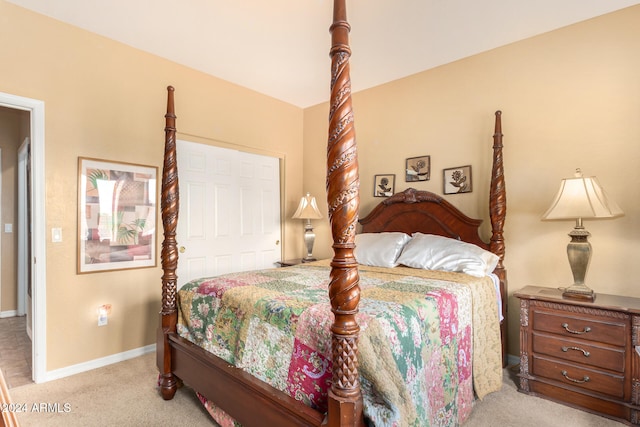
176;261;502;426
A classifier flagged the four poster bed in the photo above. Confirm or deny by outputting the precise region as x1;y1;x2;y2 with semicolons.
157;2;507;426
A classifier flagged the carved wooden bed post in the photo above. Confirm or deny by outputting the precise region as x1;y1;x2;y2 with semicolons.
325;0;364;425
157;85;180;400
489;110;508;366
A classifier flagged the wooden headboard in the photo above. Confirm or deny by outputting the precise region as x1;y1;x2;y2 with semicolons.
359;188;488;250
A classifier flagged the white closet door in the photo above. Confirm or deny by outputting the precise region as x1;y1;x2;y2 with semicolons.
236;151;281;272
176;140;281;285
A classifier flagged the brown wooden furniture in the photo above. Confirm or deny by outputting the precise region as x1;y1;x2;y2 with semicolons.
157;1;507;425
0;368;19;427
516;285;640;425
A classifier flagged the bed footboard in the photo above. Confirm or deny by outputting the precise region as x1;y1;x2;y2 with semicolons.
169;333;324;426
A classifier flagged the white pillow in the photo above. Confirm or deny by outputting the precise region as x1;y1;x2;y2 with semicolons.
396;233;499;277
354;232;412;268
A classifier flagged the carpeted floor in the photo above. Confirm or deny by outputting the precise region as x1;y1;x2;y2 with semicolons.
6;352;623;426
464;366;623;426
9;353;213;427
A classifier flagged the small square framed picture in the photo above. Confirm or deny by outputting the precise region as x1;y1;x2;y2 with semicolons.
373;174;395;197
443;165;472;194
405;155;430;182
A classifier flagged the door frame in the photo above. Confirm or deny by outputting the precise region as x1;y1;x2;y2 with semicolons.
17;138;29;319
0;92;46;383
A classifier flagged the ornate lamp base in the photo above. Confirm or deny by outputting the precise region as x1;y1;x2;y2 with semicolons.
563;221;595;302
302;219;317;262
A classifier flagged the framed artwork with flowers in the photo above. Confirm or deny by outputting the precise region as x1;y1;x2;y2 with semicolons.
373;174;395;197
443;165;473;194
405;155;430;182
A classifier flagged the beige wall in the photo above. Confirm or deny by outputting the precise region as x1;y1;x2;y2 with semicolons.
304;5;640;357
0;1;305;371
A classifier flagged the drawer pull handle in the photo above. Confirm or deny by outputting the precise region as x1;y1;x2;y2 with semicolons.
561;323;591;335
561;370;590;384
561;346;590;357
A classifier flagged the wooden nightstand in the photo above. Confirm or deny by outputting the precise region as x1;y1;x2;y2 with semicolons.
515;286;640;425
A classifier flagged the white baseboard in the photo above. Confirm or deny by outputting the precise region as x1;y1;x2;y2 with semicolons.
41;344;155;383
0;310;18;318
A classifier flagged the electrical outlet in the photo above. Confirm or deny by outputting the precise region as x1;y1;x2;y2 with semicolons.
98;304;111;326
98;311;107;326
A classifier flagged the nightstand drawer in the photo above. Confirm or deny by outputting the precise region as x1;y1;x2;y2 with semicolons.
532;310;627;347
532;355;624;399
532;332;625;372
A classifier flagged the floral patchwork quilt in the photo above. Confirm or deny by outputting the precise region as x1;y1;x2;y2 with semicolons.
176;261;502;427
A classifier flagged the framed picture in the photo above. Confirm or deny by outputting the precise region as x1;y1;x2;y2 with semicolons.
78;157;158;273
443;165;473;194
373;174;395;197
405;155;430;182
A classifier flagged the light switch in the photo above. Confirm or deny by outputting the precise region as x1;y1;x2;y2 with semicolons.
4;224;12;233
52;227;62;242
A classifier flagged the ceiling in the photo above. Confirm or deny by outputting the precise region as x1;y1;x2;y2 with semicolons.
8;0;640;108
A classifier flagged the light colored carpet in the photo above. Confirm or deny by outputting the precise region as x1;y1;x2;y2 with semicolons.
7;353;623;426
9;353;212;427
465;366;623;426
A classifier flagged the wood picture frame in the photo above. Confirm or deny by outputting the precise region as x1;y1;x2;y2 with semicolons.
373;174;395;197
78;157;158;273
405;155;430;182
443;165;473;194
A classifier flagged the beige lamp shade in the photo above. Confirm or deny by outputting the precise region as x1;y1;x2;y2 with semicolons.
542;169;623;220
292;193;322;220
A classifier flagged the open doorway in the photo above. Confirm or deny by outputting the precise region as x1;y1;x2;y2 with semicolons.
0;108;30;387
0;92;46;384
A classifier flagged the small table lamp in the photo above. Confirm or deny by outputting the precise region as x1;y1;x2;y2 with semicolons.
542;168;623;301
292;193;323;262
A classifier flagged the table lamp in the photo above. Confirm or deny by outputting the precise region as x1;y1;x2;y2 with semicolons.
542;168;623;301
292;193;323;262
